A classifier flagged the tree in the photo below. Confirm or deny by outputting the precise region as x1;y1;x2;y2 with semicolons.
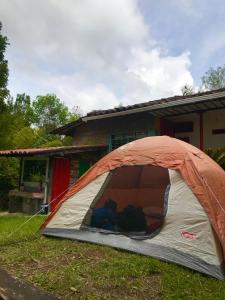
0;22;12;149
0;22;9;111
181;84;194;96
201;66;225;91
31;94;79;132
12;127;39;149
13;93;33;126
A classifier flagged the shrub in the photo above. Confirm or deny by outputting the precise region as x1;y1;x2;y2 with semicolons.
205;148;225;170
0;157;19;210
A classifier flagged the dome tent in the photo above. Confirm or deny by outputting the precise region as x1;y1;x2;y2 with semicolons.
41;136;225;279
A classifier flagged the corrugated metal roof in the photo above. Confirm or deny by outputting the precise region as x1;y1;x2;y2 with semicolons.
0;145;107;157
53;88;225;135
86;88;225;117
51;119;83;135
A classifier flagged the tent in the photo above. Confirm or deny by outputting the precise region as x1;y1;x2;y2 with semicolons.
41;136;225;279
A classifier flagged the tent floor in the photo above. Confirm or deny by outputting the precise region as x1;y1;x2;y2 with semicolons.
42;228;225;280
80;225;160;240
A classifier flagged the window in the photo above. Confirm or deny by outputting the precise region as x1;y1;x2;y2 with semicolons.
22;159;47;182
173;122;193;133
109;130;148;151
212;128;225;135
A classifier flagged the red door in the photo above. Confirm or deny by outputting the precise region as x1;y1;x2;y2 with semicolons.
50;158;71;212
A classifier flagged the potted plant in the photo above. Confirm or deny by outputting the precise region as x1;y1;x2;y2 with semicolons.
30;173;46;192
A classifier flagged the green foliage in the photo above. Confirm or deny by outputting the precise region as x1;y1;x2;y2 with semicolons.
0;111;15;149
13;93;33;126
0;93;79;205
31;94;79;132
0;22;9;108
1;92;79;150
39;139;64;148
0;157;19;209
0;92;80;204
30;173;45;183
0;23;11;149
13;127;39;149
181;65;225;95
0;157;19;190
61;136;73;146
181;84;194;96
205;148;225;170
201;65;225;90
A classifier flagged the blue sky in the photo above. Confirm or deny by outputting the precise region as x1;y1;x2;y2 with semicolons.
139;0;225;85
0;0;225;113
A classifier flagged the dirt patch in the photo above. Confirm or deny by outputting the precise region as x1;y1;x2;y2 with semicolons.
83;248;107;259
64;275;161;300
3;252;82;279
2;249;161;300
3;248;107;282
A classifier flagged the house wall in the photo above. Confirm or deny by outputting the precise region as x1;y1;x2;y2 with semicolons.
169;113;200;148
203;109;225;149
72;113;159;147
43;108;225;209
70;158;79;185
68;151;106;185
71;108;225;152
169;109;225;150
69;152;103;185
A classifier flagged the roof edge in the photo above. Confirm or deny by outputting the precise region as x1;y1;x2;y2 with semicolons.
0;144;107;157
53;88;225;135
51;119;83;135
83;89;225;121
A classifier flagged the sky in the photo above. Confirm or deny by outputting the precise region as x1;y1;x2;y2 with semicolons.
0;0;225;114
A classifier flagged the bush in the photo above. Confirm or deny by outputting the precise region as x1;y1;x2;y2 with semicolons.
205;148;225;170
0;157;20;210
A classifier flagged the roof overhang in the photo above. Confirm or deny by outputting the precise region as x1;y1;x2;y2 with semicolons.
83;90;225;121
0;145;107;157
52;89;225;135
150;97;225;117
51;119;83;135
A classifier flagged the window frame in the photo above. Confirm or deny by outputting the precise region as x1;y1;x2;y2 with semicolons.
21;156;48;184
108;129;155;152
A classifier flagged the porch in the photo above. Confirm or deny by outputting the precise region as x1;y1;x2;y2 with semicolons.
0;145;107;214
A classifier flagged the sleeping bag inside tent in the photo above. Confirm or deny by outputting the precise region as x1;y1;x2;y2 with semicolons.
41;136;225;279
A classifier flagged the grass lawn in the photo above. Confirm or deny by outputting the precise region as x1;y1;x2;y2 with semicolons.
0;215;225;300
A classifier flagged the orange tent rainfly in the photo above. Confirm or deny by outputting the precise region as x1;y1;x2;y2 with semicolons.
41;136;225;279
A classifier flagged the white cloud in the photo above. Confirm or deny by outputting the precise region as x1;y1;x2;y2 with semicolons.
123;48;193;104
0;0;194;113
41;75;121;113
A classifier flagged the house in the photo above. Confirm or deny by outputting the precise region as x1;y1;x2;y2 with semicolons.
1;88;225;213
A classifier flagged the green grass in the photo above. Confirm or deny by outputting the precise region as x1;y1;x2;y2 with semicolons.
1;214;225;299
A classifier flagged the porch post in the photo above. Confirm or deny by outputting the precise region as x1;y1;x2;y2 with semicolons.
199;112;204;150
18;157;23;190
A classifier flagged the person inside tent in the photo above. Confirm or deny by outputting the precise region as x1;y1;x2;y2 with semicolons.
91;199;118;231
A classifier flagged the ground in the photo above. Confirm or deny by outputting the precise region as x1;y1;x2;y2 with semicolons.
0;215;225;300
